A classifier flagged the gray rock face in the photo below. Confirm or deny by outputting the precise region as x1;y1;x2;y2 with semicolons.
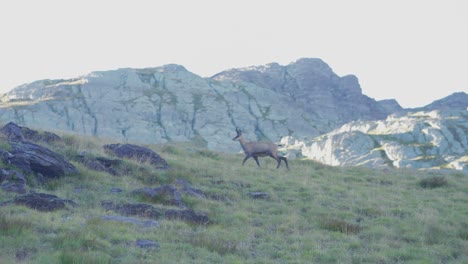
281;110;468;171
213;58;391;127
0;59;396;153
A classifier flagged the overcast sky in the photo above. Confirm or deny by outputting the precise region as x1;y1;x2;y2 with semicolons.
0;0;466;108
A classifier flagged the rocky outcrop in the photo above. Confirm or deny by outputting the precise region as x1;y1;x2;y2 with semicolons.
10;192;77;211
0;169;27;193
281;110;468;171
75;155;122;176
0;123;78;178
2;140;78;178
104;143;169;169
0;122;61;143
0;59;398;152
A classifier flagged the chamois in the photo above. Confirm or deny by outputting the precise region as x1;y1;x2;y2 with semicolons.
232;128;289;170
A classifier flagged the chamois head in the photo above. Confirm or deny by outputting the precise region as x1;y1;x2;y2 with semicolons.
232;127;242;141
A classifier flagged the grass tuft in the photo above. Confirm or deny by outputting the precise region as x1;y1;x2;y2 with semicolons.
0;213;33;236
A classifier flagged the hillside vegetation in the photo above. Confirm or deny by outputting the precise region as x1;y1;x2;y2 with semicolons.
0;130;467;263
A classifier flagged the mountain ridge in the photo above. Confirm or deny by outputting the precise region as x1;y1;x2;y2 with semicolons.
0;58;466;171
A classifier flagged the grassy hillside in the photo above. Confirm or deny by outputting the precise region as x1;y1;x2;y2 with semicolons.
0;132;467;263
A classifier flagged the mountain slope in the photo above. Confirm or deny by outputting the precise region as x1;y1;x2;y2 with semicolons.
0;126;467;263
421;92;468;111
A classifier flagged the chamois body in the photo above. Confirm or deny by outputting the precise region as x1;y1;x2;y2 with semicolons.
233;128;289;170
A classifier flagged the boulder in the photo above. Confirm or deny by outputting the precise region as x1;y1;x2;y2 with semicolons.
13;192;77;212
0;122;25;141
1;122;61;143
104;143;169;169
175;179;206;199
2;141;78;178
0;169;27;193
132;184;183;206
75;154;122;176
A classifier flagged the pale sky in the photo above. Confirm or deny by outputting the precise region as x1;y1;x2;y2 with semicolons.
0;0;467;108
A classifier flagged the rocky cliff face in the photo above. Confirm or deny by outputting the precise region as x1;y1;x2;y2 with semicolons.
0;58;395;153
213;58;390;126
281;110;468;171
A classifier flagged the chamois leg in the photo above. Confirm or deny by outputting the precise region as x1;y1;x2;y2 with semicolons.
253;156;261;167
276;157;282;169
242;156;251;166
268;154;282;169
280;156;289;170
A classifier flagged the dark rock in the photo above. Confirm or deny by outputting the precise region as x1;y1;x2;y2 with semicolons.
15;248;31;262
2;141;78;178
21;126;61;143
175;179;206;199
102;215;160;228
13;192;77;212
164;208;210;225
135;239;159;250
101;200;162;218
1;182;27;193
0;200;13;207
0;169;27;193
110;187;123;193
75;154;122;176
0;122;25;141
154;185;182;205
248;192;269;199
0;122;61;143
0;169;26;184
103;143;169;169
132;185;183;206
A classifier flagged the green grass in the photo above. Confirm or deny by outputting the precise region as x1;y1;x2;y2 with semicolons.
0;132;467;263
